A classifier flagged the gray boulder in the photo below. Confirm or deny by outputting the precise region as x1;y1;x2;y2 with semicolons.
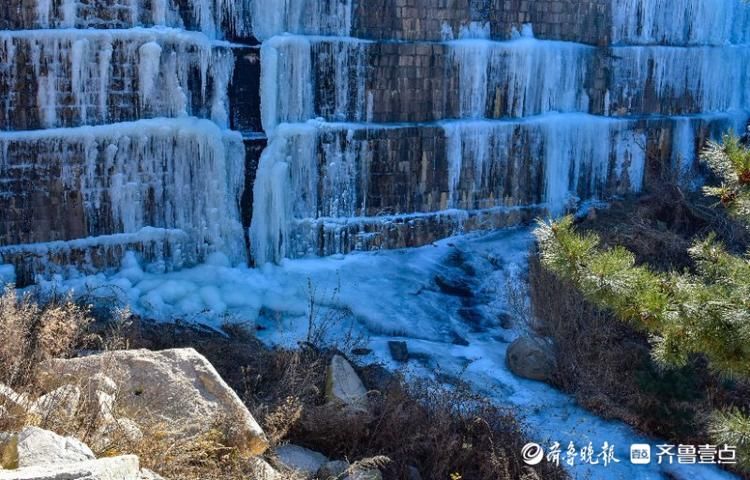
38;348;268;455
387;341;409;362
0;384;31;417
274;444;328;477
29;385;81;425
317;459;349;478
0;454;140;480
325;355;367;410
0;427;95;469
249;457;282;480
506;337;555;382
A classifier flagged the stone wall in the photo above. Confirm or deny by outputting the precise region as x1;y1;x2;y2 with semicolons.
0;33;238;130
300;114;738;220
0;119;247;272
0;229;190;286
305;39;747;124
352;0;610;44
1;0;253;41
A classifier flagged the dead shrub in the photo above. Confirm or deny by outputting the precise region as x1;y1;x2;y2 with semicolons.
121;319;566;479
0;286;91;389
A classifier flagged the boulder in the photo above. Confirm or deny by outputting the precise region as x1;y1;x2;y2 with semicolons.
274;444;328;477
498;312;514;329
506;338;555;382
406;465;422;480
325;355;367;409
344;469;383;480
249;457;282;480
387;341;409;362
138;468;165;480
0;384;31;417
29;385;80;425
434;275;474;298
38;348;268;455
317;460;349;479
90;417;144;453
0;454;140;480
0;427;95;469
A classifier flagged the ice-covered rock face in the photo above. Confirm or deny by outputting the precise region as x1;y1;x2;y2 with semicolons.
3;0;252;39
0;119;246;261
0;29;235;130
249;0;750;264
611;0;750;45
0;0;253;281
1;0;750;275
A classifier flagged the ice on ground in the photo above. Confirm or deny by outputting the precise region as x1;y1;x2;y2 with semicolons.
36;228;739;480
0;264;16;285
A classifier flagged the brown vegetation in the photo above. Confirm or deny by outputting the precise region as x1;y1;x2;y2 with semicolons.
127;318;566;480
0;289;566;480
529;188;750;478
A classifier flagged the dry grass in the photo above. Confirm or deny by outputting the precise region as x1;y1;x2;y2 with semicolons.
122;318;566;479
0;286;90;390
579;187;749;271
0;288;566;480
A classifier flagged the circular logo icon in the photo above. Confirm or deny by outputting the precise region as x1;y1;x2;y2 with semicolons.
521;443;545;465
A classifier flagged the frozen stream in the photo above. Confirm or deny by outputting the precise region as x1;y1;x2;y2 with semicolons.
24;227;740;480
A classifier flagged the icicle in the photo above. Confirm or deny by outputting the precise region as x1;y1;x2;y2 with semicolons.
319;128;367;218
542;115;645;214
611;0;750;45
36;0;52;27
0;29;232;128
71;39;90;124
250;123;317;265
37;73;57;128
458;21;490;39
671;117;697;186
138;42;163;109
97;40;113;121
152;0;167;25
0;118;246;263
61;0;78;28
450;36;592;119
251;0;353;40
610;45;750;115
260;35;313;134
209;49;234;128
312;39;369;122
443;123;464;208
450;40;490;119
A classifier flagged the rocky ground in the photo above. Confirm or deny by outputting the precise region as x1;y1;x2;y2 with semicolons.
0;307;565;480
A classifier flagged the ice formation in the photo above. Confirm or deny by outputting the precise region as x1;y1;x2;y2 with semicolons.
608;45;750;115
249;2;750;265
29;0;251;39
259;35;314;134
611;0;750;45
0;28;235;129
34;228;742;480
251;0;353;41
449;36;593;119
0;118;246;262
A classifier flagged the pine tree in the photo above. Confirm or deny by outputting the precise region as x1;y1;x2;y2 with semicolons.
536;131;750;468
